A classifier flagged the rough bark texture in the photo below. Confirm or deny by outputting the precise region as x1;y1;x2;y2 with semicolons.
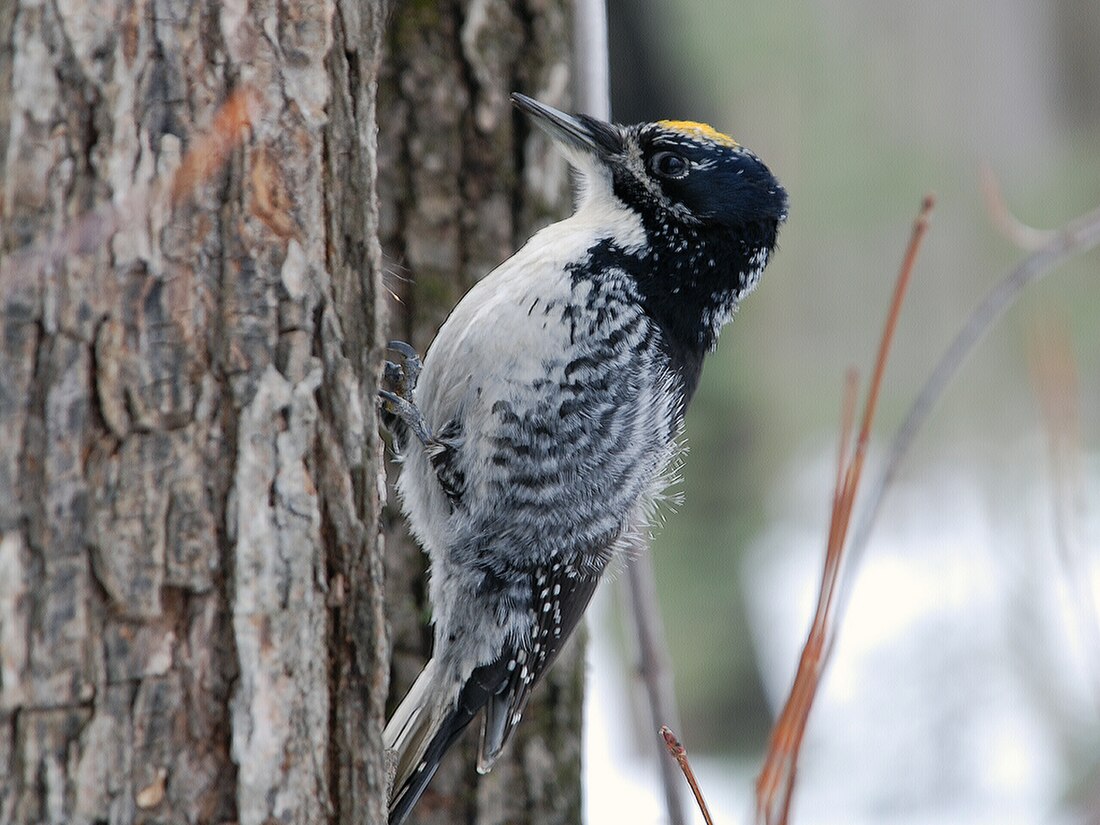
0;1;582;823
0;1;390;823
377;2;585;824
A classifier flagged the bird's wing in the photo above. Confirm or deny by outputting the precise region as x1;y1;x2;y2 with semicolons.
476;552;608;772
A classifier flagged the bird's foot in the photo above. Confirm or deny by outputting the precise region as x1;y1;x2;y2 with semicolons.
379;389;436;448
383;340;422;399
380;341;435;448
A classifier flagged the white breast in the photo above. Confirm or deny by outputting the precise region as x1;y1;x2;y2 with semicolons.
397;200;648;562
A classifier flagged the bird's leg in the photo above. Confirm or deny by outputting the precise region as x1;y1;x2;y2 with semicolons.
380;341;434;446
380;342;465;506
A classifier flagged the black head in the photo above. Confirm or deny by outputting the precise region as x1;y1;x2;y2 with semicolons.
511;94;787;250
620;120;788;244
512;94;788;393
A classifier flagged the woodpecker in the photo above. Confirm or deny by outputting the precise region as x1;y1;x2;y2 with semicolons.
381;93;787;824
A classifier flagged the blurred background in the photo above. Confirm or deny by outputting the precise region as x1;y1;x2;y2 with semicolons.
586;1;1100;822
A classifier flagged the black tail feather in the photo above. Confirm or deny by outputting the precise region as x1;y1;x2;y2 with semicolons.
388;656;516;824
388;703;477;825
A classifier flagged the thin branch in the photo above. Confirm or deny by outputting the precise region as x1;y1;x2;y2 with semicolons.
840;198;1100;625
661;726;714;825
980;163;1058;251
573;0;611;119
756;196;934;825
1027;316;1100;710
624;550;688;825
833;368;860;514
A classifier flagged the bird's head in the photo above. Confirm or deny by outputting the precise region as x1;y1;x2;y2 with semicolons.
511;93;788;251
512;93;787;371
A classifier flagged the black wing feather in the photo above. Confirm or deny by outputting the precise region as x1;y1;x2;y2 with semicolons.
478;553;608;770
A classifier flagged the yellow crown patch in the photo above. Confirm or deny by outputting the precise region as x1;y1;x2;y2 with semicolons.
656;120;739;148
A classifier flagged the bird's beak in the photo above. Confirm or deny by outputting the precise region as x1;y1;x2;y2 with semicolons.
511;93;623;158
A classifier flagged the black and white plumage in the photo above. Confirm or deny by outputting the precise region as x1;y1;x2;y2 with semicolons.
382;94;787;824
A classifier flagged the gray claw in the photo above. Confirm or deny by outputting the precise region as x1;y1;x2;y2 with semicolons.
387;341;422;394
387;340;419;359
379;389;434;448
384;360;404;387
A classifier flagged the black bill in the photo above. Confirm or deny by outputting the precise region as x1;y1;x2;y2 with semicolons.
510;93;623;157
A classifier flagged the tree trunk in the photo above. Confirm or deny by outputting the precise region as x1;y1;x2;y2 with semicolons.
0;1;390;823
1;1;585;824
377;2;584;824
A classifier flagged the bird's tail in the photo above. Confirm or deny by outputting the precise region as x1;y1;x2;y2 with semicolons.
384;659;477;825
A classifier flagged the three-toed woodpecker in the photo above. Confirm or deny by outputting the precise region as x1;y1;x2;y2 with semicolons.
382;93;787;824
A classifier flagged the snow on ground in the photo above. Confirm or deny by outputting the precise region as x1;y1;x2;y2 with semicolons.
585;441;1100;824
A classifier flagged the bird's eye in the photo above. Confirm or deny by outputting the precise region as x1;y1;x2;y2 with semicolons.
650;151;689;179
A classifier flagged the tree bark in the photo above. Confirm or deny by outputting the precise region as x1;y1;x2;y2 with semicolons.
377;2;584;824
0;1;390;823
0;1;583;823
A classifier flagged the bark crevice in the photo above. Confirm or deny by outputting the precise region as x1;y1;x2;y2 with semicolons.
0;2;580;823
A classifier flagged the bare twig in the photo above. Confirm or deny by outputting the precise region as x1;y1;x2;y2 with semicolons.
625;551;688;825
661;726;715;825
980;164;1058;251
755;196;934;825
841;198;1100;624
573;0;611;120
833;368;860;511
1027;316;1100;710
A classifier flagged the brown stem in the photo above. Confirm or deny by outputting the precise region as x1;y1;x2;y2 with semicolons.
756;196;934;825
661;726;715;825
842;198;1100;628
